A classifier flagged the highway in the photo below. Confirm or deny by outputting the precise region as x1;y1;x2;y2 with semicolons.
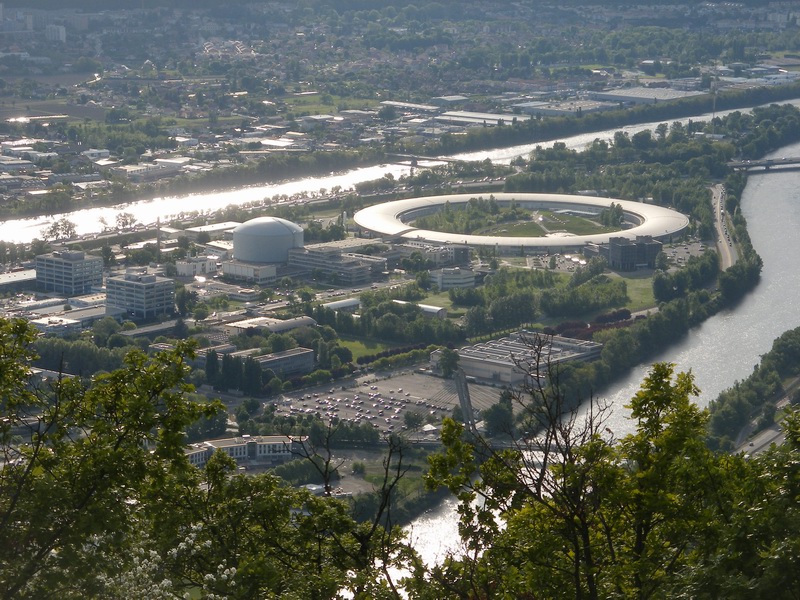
711;183;737;270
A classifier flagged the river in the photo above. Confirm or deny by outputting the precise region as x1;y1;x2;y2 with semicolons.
3;100;799;244
404;138;800;568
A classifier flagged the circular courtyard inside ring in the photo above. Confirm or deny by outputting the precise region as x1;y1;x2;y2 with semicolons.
353;192;690;252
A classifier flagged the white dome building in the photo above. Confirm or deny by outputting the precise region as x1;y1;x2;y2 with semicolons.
232;217;304;263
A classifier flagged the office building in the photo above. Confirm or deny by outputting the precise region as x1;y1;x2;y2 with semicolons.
606;236;662;271
35;250;103;296
185;435;305;468
106;268;175;319
432;267;477;290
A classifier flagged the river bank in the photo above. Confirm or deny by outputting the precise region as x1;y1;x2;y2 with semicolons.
4;97;800;244
404;141;800;558
6;85;800;236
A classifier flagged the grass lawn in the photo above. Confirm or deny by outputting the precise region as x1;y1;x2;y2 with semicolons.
284;92;376;115
611;271;656;311
0;97;107;121
420;290;452;308
483;220;547;236
422;290;467;317
339;336;395;360
500;257;530;267
541;211;618;236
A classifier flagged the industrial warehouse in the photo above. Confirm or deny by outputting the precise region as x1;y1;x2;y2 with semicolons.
431;331;603;385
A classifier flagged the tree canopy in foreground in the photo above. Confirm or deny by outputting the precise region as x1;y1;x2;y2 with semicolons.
1;318;798;599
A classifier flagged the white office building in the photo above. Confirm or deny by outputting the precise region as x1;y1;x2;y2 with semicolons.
432;267;477;290
35;250;103;296
106;268;175;319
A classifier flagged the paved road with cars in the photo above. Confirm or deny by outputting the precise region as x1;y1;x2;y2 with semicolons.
712;183;737;270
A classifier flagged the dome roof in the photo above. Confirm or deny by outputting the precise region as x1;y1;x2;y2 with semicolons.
233;216;303;237
233;216;304;264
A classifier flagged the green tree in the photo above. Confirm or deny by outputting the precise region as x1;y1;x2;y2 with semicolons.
173;317;189;340
242;356;263;396
437;347;460;378
422;359;736;600
0;319;218;598
92;316;121;347
205;348;219;386
404;410;425;432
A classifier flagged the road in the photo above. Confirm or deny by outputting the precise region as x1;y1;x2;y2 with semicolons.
711;183;737;270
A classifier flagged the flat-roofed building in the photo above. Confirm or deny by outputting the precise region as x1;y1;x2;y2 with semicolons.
588;87;706;105
221;315;316;336
183;221;241;241
395;242;470;267
434;111;533;127
252;347;315;378
185;435;305;468
321;297;361;313
432;267;477;290
35;250;103;296
176;256;218;277
29;316;81;337
111;162;175;182
513;99;615;117
605;236;662;270
288;244;385;286
0;269;36;293
106;268;175;319
220;260;276;285
431;331;602;385
379;100;439;113
392;299;448;319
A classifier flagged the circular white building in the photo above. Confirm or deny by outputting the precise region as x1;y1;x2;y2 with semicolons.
232;216;304;263
353;193;689;253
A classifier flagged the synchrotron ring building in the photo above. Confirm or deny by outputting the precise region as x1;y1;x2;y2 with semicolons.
353;193;689;252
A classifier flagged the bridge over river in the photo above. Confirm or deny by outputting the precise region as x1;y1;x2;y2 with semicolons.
729;156;800;170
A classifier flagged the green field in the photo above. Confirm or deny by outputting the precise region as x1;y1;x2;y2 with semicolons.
483;221;547;236
339;336;395;360
540;211;617;235
460;210;619;239
284;92;377;116
612;271;656;311
421;290;467;317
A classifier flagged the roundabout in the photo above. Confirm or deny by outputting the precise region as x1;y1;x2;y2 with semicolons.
353;192;689;253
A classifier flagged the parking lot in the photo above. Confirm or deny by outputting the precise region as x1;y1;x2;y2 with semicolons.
664;240;709;268
271;371;503;436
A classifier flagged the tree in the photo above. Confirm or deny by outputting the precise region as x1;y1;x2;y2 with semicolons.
0;320;426;598
92;316;121;347
242;356;263;397
0;319;218;598
483;401;513;437
437;347;459;378
378;104;397;122
219;353;242;392
44;218;77;241
404;410;425;432
173;317;189;339
115;212;136;230
422;349;738;600
175;286;198;317
205;348;219;386
101;244;116;267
